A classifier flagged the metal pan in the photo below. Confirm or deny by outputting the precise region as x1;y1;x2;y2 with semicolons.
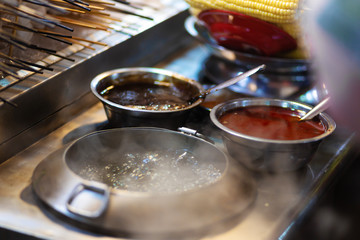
32;127;257;236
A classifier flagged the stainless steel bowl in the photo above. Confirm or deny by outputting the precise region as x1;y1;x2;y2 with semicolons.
90;67;204;129
185;16;314;99
185;16;310;74
210;98;336;172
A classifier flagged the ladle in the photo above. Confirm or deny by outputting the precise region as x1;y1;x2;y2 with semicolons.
189;64;265;104
300;97;331;121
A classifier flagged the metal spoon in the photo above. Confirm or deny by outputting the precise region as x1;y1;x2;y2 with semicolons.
189;64;266;104
300;97;331;121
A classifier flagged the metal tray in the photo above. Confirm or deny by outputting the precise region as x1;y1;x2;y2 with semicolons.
0;39;357;240
0;1;191;163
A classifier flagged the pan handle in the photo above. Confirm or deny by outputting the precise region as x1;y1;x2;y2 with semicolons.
178;127;215;144
66;182;110;218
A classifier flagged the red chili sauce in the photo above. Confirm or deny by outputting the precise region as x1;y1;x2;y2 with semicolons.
219;106;326;140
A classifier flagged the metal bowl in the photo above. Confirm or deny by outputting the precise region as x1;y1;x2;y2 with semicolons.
90;67;204;129
32;127;256;235
185;16;310;74
210;98;336;172
185;16;313;99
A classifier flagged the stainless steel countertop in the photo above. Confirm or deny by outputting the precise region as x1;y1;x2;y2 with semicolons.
0;41;357;240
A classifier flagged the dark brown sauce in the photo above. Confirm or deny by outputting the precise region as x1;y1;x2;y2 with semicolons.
101;82;194;111
219;106;326;140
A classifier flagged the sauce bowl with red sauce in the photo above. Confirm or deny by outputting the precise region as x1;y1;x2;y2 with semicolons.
210;98;336;172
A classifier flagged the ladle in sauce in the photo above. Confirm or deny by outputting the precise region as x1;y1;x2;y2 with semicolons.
300;97;331;121
189;64;265;104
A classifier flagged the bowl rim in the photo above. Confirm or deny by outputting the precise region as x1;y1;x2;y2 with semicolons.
90;67;205;113
210;98;336;144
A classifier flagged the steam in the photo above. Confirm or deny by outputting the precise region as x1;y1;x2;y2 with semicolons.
78;149;222;193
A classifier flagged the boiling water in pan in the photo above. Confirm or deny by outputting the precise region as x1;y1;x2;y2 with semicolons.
78;149;222;193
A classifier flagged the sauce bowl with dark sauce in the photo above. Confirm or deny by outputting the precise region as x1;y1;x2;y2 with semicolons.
91;67;204;129
210;98;336;172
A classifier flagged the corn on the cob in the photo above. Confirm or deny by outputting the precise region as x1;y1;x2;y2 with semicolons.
276;21;302;39
185;0;300;23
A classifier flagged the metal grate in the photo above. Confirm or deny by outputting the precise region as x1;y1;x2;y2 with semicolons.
0;0;188;106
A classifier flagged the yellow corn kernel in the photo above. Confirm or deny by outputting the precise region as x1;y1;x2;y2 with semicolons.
276;45;310;59
185;0;300;23
276;21;302;39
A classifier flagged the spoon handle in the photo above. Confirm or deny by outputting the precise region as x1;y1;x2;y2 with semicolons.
300;97;331;121
207;64;266;94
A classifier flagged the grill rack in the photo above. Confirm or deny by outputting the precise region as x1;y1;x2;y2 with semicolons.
0;0;185;106
0;0;190;162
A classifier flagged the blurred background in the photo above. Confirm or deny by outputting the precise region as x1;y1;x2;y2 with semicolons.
0;0;360;239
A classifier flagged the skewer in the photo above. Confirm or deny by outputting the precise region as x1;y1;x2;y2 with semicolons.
1;3;74;31
105;6;153;20
112;28;132;36
78;12;139;31
27;44;57;53
17;59;54;71
86;0;115;6
113;0;130;5
32;29;73;38
0;39;55;72
64;38;96;50
0;52;26;66
8;5;19;57
83;4;105;10
50;0;103;10
2;19;73;45
9;39;75;62
3;25;74;46
4;62;43;74
51;15;109;31
0;62;21;79
9;4;60;24
86;12;120;21
87;9;110;16
45;35;73;45
70;36;107;46
0;34;27;50
13;3;75;32
69;14;112;27
0;4;56;28
40;50;75;62
60;0;91;11
22;0;68;14
0;52;40;71
0;28;30;44
49;5;87;14
73;0;90;6
31;28;107;46
0;28;32;51
42;18;74;31
112;0;142;10
1;50;53;73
